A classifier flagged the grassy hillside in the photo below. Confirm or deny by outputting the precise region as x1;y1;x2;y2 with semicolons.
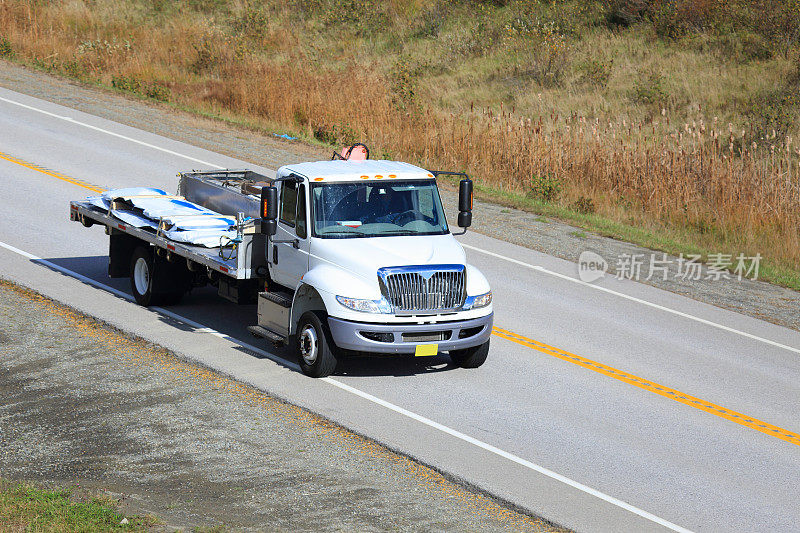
0;0;798;285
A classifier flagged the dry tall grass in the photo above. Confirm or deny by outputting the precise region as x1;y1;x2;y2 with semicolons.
0;0;798;276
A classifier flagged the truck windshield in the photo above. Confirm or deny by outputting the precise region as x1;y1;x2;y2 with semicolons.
311;179;449;238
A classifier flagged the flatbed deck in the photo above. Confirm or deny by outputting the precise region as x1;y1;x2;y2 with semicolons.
70;200;260;280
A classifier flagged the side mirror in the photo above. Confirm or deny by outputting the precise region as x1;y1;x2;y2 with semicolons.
457;178;473;228
259;186;278;236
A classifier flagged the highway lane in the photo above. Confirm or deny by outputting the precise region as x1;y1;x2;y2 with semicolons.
1;87;799;532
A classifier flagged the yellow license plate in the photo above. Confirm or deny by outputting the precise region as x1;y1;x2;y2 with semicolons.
414;344;438;357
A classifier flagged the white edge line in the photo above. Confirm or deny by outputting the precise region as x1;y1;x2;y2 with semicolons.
0;95;224;170
461;243;800;355
321;378;693;532
2;92;793;357
0;241;296;369
0;238;692;533
4;91;765;529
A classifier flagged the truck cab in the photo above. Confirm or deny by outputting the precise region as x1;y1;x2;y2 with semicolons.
255;159;493;377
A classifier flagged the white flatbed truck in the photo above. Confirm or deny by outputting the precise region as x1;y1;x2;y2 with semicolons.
70;153;493;377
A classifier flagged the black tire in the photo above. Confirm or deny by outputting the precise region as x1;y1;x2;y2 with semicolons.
295;312;338;378
450;340;490;368
129;246;184;307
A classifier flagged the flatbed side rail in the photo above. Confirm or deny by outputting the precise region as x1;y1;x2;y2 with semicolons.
69;200;252;280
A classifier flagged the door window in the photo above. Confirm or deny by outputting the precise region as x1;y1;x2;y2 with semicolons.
296;184;307;239
280;181;297;227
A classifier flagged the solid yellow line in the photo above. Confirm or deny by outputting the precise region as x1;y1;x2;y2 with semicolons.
6;146;795;447
0;150;104;193
492;326;800;447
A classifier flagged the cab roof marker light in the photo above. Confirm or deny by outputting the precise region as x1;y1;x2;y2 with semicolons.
361;175;369;179
374;175;383;179
314;177;324;181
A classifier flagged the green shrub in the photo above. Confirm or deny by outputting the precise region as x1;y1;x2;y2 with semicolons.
576;58;613;87
573;196;596;214
0;35;13;59
112;74;170;102
632;70;669;106
715;32;772;63
651;4;688;40
742;60;800;143
190;40;220;75
320;0;388;36
111;74;142;93
235;7;269;38
743;91;800;144
503;19;570;88
144;83;171;102
292;105;309;127
313;123;358;145
601;0;652;27
390;56;418;112
528;174;562;203
61;59;88;78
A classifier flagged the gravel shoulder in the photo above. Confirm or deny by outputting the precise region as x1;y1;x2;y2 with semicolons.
0;60;797;333
0;280;564;532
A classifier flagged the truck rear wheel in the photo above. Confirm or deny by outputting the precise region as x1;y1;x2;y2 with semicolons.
296;312;338;378
450;340;490;368
130;246;184;307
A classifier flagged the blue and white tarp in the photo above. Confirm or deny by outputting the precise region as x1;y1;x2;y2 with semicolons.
87;188;246;247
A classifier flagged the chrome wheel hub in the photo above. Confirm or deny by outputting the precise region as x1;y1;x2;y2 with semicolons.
299;325;319;365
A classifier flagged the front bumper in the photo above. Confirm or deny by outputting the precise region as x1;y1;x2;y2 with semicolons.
327;313;493;354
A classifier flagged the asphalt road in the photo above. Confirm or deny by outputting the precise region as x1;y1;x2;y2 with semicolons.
1;281;560;532
1;87;799;533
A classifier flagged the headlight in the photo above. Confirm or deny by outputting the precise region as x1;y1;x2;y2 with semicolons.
464;291;492;310
336;295;393;313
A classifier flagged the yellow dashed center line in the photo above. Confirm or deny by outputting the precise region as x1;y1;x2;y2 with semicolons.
4;147;795;449
0;150;104;193
492;326;800;447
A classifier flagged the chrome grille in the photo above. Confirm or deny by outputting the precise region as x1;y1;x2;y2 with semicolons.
379;265;465;313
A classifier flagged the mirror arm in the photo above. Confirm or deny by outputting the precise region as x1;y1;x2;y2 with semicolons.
270;237;299;249
430;170;470;180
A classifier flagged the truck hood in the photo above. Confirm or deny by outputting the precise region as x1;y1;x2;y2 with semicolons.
309;234;466;283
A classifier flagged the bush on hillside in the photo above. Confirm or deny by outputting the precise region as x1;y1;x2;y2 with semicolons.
742;61;800;144
714;32;773;62
632;69;669;107
602;0;800;48
0;35;13;58
529;174;562;202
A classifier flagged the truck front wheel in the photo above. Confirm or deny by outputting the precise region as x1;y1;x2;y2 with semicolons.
450;340;490;368
296;312;338;378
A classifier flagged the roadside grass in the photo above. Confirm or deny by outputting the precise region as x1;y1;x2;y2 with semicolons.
0;479;151;532
441;177;800;291
0;0;798;289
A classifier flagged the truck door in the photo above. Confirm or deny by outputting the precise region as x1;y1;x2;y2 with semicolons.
270;180;310;289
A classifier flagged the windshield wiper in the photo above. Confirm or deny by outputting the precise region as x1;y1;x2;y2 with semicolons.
381;230;417;235
320;229;365;235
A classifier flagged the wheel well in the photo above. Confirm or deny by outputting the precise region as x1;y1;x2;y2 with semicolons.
290;284;326;335
109;232;141;278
